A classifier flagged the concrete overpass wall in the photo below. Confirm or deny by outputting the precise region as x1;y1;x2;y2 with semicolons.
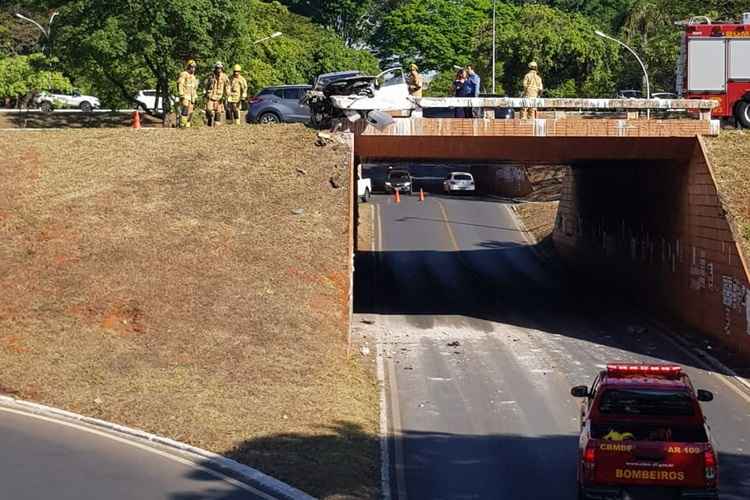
554;138;750;356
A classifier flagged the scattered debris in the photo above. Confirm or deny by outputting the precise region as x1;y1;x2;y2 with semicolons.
360;345;370;357
315;132;333;147
329;175;342;189
291;208;305;215
447;341;461;347
295;167;307;176
361;318;375;325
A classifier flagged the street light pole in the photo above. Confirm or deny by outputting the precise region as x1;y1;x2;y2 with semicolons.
15;11;58;56
492;0;496;95
254;31;283;44
595;30;650;99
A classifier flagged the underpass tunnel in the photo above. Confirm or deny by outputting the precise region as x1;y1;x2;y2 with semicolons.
353;135;750;362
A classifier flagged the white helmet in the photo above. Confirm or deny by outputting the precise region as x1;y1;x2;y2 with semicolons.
214;61;224;69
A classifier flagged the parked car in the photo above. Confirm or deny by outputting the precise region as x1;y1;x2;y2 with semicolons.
384;169;413;194
134;90;177;112
616;89;643;99
35;89;101;112
652;92;678;100
443;172;476;194
246;85;312;124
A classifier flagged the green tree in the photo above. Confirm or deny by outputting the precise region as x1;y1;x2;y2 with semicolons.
53;0;241;114
373;0;492;71
0;53;71;105
279;0;377;47
473;3;619;97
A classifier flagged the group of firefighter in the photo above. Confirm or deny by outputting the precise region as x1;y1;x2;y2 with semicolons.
176;60;247;128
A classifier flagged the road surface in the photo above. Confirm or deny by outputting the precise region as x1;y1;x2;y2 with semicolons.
355;193;750;500
0;406;279;500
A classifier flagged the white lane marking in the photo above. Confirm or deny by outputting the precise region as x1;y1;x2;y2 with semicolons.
0;406;277;500
377;336;392;500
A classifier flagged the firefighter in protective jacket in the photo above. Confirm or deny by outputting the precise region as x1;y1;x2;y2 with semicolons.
204;62;230;126
227;64;248;125
176;60;198;128
406;63;423;98
521;61;543;119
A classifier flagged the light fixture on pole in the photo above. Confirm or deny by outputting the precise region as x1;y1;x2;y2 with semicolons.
492;0;496;94
15;11;58;55
594;30;650;99
254;32;283;44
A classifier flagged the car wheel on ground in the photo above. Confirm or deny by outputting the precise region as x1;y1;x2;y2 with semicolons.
80;101;93;113
360;187;371;203
40;101;53;113
259;112;280;124
735;100;750;129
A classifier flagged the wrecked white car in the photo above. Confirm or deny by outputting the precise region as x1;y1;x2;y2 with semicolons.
302;67;413;129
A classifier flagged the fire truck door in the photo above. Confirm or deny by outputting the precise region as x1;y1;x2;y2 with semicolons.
688;39;727;92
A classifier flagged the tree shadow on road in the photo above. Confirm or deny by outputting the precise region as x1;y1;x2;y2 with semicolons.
167;425;750;500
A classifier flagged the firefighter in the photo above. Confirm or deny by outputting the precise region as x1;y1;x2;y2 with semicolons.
226;64;248;125
204;62;230;127
406;63;423;98
176;59;198;128
521;61;543;120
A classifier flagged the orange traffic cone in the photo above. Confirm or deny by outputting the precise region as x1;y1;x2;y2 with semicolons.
132;110;141;129
394;189;401;204
419;188;425;202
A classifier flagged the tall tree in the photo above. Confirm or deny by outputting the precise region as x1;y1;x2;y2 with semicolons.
373;0;491;71
280;0;377;47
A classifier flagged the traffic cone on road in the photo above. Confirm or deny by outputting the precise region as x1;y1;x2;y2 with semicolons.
131;110;141;129
394;189;401;204
419;188;425;202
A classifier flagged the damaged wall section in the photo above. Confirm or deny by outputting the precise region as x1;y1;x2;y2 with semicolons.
554;138;750;356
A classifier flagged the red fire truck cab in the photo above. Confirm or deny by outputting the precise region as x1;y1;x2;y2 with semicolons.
678;13;750;127
572;364;718;500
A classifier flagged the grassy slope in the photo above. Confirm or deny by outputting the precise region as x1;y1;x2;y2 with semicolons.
0;125;377;499
705;131;750;266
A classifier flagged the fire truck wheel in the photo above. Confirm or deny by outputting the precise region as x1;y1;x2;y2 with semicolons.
736;101;750;129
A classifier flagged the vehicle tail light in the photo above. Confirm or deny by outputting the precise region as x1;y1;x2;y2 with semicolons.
704;448;717;482
582;443;596;479
249;96;262;105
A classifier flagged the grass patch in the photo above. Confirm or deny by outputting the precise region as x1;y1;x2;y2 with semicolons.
0;125;378;499
705;131;750;264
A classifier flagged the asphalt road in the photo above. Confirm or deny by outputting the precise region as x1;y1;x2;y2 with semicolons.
0;406;277;500
354;193;750;500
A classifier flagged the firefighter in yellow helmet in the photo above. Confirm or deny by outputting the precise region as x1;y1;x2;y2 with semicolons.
226;64;248;125
521;61;543;119
406;63;423;98
204;61;230;126
176;59;198;128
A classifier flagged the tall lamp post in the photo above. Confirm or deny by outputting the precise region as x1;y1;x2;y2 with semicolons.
492;0;496;94
594;30;651;100
15;12;58;56
254;31;283;44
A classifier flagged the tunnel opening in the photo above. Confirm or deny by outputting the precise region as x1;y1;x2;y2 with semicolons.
352;133;750;366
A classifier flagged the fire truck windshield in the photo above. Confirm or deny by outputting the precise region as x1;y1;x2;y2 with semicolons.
598;389;695;417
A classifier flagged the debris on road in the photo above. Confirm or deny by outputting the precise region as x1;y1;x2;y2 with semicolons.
295;167;307;176
361;318;375;325
291;208;305;215
360;345;370;357
447;341;461;347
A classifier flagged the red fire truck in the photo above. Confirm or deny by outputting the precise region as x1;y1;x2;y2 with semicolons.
678;13;750;127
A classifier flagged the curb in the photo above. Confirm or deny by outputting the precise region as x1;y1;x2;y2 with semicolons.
640;318;750;394
0;395;316;500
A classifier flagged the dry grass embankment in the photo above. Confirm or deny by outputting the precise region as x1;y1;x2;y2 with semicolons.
0;125;378;499
705;131;750;265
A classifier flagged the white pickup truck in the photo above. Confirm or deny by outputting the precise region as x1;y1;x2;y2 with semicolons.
357;164;372;202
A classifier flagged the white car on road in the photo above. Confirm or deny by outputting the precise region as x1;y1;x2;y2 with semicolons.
35;89;101;113
443;172;475;194
135;90;177;112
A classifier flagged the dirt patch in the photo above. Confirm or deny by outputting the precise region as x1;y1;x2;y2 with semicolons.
514;201;560;244
704;131;750;266
0;125;378;499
